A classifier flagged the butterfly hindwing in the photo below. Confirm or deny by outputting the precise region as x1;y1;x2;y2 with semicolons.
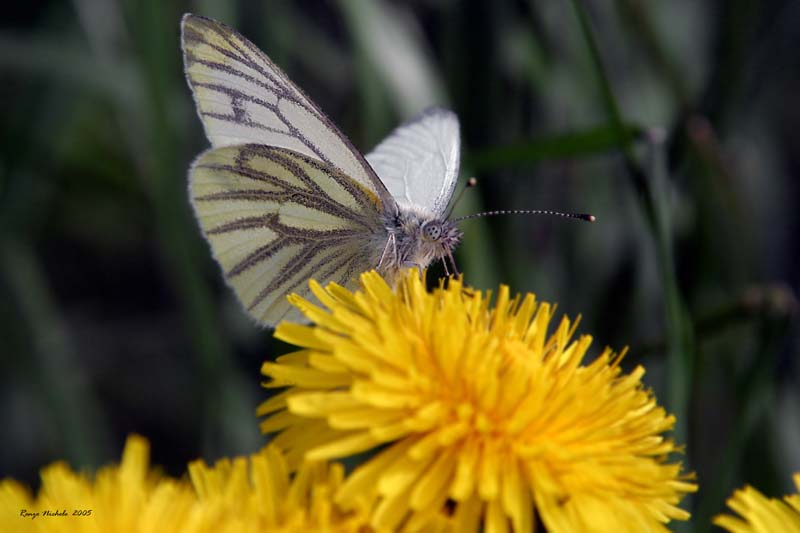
181;14;394;209
366;107;460;216
190;144;383;325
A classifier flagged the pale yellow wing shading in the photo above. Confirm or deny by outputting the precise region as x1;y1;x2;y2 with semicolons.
190;144;384;326
181;13;393;209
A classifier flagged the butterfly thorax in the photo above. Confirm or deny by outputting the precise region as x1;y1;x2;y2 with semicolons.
376;205;462;285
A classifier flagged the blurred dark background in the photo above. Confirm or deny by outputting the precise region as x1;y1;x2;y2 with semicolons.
1;1;798;529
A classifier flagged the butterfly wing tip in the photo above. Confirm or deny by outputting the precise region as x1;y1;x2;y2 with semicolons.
180;14;199;42
180;13;197;26
181;13;215;32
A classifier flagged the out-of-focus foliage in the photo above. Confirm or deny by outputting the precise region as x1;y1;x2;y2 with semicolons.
0;1;797;530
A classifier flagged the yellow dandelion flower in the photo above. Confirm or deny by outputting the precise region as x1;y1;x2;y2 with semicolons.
1;435;412;532
187;444;376;532
259;270;698;532
0;434;196;533
714;473;800;532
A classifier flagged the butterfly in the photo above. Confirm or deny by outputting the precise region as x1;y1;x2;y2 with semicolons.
181;14;464;327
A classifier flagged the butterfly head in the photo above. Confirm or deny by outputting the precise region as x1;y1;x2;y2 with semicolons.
421;219;460;247
419;219;462;273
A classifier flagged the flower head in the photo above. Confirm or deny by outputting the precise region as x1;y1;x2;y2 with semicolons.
0;435;195;533
0;436;380;533
187;444;374;532
259;270;697;531
714;473;800;532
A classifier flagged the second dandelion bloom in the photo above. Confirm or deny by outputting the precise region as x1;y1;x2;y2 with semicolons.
259;270;697;531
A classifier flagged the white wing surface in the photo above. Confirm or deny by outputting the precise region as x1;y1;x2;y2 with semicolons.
181;14;393;208
366;107;460;216
190;144;383;326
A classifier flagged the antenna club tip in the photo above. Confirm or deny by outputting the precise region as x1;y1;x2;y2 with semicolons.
587;215;597;222
467;177;478;187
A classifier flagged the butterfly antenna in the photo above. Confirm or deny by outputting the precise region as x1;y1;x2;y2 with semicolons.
445;177;478;219
453;209;596;223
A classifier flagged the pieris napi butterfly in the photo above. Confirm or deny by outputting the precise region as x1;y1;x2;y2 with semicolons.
181;14;594;327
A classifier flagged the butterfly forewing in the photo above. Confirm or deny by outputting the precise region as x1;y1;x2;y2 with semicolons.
190;144;383;325
181;14;393;209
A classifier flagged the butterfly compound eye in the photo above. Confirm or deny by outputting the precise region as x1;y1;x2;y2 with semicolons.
422;222;442;241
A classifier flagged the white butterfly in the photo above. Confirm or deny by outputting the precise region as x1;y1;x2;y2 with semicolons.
181;14;463;327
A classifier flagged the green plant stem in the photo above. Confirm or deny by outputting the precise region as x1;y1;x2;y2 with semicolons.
569;0;695;455
692;313;791;532
616;0;692;110
1;240;110;467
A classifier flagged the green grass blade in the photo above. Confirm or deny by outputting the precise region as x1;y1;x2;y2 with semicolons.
465;123;645;171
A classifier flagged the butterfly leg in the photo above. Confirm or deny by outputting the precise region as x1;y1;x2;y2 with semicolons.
446;250;460;277
441;257;450;276
377;233;397;269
